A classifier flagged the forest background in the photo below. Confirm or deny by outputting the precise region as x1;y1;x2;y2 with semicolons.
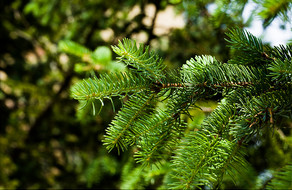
0;0;291;189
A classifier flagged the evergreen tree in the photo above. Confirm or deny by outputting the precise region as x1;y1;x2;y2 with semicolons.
71;28;292;189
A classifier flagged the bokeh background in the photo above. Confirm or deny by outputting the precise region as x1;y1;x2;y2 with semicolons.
0;0;291;189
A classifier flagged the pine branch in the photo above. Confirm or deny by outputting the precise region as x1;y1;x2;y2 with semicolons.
169;130;248;189
216;143;249;187
112;38;166;80
70;28;292;189
268;59;292;83
230;88;292;139
269;44;292;61
267;45;292;83
226;28;263;53
168;98;249;189
102;92;156;153
266;163;292;189
71;72;151;114
225;28;271;65
103;91;187;157
181;55;264;89
257;0;292;27
200;101;235;136
166;80;291;188
170;131;219;189
134;109;186;166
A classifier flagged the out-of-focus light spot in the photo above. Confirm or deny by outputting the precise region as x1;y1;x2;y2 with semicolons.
131;31;148;44
24;51;38;65
154;6;185;35
0;71;8;81
59;53;69;70
5;99;15;109
100;28;114;42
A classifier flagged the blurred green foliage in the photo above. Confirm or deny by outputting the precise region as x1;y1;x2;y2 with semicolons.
0;0;291;189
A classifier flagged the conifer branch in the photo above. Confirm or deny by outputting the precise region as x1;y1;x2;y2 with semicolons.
181;55;264;90
134;110;185;166
225;28;271;65
71;72;151;112
103;93;156;153
226;28;263;53
266;162;292;189
268;58;292;83
112;38;166;80
233;89;292;129
269;44;292;61
257;0;292;27
267;45;292;83
70;28;292;189
169;131;248;189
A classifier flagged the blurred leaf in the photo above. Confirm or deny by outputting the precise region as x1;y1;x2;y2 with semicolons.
91;46;112;63
58;40;91;58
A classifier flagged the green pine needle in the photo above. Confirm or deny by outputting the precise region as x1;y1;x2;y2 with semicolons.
112;38;166;80
71;72;151;114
